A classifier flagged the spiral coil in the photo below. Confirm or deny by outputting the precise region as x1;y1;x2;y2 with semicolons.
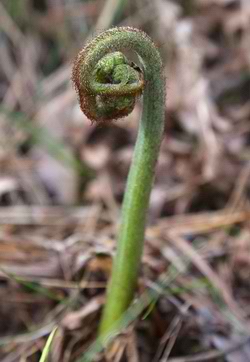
72;28;145;122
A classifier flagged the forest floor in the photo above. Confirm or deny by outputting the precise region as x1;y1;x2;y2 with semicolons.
0;0;250;361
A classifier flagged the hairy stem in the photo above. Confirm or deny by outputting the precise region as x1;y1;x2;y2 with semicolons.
72;27;165;338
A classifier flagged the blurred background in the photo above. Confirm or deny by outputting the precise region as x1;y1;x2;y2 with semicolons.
0;0;250;361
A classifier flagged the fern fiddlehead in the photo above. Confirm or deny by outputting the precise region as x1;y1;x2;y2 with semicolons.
72;32;144;122
72;27;165;338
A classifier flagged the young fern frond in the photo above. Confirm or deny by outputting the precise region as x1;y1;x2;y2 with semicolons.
72;27;165;338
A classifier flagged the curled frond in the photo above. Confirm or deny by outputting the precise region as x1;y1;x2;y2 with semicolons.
72;28;147;122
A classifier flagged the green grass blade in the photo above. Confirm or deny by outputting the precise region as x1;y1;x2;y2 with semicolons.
39;327;58;362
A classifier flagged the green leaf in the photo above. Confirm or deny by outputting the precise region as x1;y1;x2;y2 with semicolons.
39;327;58;362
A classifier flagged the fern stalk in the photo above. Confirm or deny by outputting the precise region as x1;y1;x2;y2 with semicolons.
72;26;165;337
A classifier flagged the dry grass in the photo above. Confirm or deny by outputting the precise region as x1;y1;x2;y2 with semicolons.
0;0;250;361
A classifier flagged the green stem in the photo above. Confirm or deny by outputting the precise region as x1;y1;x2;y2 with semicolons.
72;27;165;337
